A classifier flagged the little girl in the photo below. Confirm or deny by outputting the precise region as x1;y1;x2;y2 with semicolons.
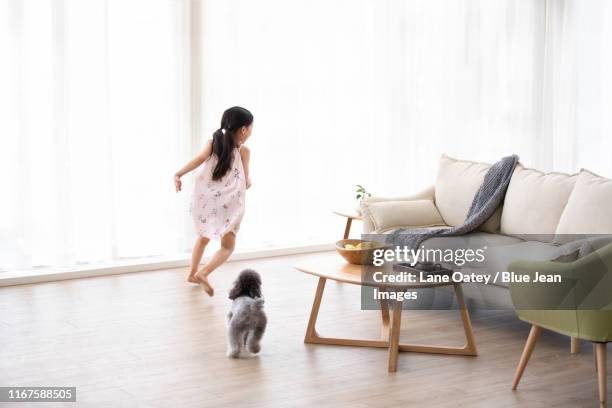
174;106;253;296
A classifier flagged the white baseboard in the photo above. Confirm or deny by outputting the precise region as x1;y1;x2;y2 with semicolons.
0;243;334;287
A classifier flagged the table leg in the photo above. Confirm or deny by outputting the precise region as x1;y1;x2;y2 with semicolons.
397;283;478;356
304;277;326;343
388;299;403;372
455;283;478;356
343;218;353;239
304;278;389;348
302;280;477;373
380;297;390;340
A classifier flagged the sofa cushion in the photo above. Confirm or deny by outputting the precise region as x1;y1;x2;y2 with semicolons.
422;232;524;258
421;232;523;288
422;233;558;288
360;186;436;234
500;165;577;242
362;199;446;233
555;170;612;243
468;240;561;288
434;154;501;232
421;232;523;262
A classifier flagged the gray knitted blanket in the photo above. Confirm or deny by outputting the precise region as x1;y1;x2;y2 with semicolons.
387;155;519;249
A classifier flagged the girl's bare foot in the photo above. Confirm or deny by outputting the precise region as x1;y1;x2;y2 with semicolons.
194;272;214;296
187;272;199;284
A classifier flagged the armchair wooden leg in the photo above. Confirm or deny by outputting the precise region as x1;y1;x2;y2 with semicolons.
595;343;599;372
512;325;541;390
571;337;580;354
596;343;607;407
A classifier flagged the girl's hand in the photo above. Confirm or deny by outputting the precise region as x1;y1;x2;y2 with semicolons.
174;174;182;192
246;177;252;189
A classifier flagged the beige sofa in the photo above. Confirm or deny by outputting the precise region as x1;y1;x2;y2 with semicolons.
360;154;612;309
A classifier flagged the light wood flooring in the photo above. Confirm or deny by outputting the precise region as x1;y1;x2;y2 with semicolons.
0;252;608;407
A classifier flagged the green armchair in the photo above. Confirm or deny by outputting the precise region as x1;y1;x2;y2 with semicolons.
509;242;612;406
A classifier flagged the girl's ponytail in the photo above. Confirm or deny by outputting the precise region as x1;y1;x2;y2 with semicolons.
211;107;253;180
211;126;232;180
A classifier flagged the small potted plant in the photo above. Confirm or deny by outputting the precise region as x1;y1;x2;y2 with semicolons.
355;184;372;213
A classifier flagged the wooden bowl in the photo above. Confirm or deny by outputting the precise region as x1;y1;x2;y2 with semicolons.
335;239;390;265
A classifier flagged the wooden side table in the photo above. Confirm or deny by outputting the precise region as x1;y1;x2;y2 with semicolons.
295;254;478;372
333;209;363;239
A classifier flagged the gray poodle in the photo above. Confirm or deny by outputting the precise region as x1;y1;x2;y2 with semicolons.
226;269;267;358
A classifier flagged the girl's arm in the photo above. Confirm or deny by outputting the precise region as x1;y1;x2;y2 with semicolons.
240;146;251;189
174;140;213;192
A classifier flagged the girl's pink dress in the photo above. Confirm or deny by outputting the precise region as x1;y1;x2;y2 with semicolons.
191;145;246;240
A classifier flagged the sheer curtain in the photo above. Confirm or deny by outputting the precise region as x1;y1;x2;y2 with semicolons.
0;0;192;271
2;0;612;272
196;0;546;250
540;0;612;175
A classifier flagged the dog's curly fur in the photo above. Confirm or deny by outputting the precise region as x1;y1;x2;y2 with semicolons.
226;269;267;358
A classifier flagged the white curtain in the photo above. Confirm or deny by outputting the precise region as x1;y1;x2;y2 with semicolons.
540;0;612;175
197;0;546;249
2;0;612;271
0;0;192;270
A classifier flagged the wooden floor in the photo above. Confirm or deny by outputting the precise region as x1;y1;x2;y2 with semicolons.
0;252;607;407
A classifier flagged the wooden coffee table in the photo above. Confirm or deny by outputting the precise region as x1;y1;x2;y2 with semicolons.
295;254;478;372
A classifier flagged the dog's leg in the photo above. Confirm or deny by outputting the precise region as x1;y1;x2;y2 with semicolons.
246;320;267;355
226;325;243;359
238;331;252;358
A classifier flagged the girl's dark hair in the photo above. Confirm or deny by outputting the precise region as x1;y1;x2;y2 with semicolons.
211;106;253;180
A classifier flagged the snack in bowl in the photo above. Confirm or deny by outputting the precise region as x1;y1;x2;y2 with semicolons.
335;239;390;265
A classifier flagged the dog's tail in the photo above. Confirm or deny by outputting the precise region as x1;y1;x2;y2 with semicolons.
252;297;265;311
